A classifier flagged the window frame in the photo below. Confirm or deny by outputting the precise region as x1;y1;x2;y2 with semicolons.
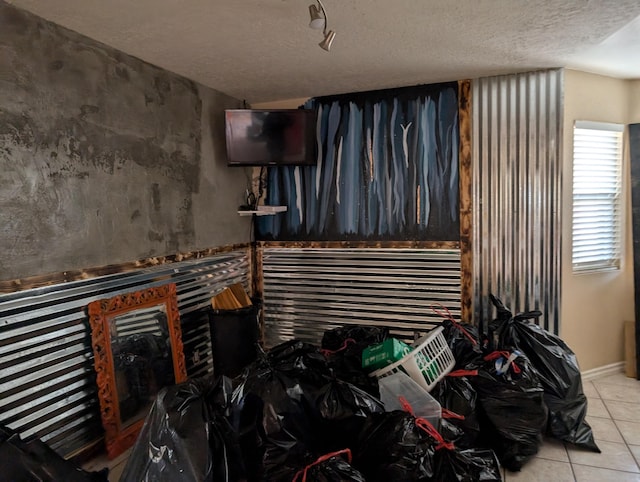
571;120;624;274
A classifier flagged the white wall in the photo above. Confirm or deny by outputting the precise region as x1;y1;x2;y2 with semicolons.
631;80;640;122
560;70;635;371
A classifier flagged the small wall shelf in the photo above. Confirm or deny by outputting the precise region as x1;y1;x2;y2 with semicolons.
237;205;287;216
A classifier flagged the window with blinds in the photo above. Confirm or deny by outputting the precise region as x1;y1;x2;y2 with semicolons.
572;121;624;273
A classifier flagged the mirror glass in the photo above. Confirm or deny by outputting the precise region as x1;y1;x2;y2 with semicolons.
88;283;186;459
109;303;175;429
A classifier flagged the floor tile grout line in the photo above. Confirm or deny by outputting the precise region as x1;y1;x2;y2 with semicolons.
565;442;578;482
631;447;640;469
570;460;640;474
536;455;570;463
598;393;616;421
568;462;577;482
565;441;577;476
587;414;614;420
616;413;640;471
518;374;640;479
590;379;603;399
593;379;640;474
585;377;640;476
612;418;631;446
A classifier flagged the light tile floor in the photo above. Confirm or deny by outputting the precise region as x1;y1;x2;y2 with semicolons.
87;372;640;482
81;447;129;482
504;372;640;482
107;452;128;482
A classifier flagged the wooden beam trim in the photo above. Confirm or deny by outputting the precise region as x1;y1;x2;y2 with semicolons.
257;240;461;250
458;79;473;323
0;243;251;294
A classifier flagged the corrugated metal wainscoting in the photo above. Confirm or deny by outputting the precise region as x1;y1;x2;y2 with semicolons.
472;69;563;333
0;249;249;458
261;248;461;348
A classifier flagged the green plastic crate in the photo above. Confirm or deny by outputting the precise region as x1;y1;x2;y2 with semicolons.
362;338;412;371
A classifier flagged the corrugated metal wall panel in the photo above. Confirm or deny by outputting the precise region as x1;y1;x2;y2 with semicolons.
262;248;461;347
472;69;563;333
0;249;249;457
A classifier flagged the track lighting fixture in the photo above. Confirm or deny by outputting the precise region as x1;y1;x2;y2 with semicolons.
308;4;324;29
307;0;336;51
319;30;336;51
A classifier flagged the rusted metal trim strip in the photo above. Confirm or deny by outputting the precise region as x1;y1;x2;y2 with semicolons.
0;243;251;294
252;242;266;346
257;240;460;249
458;79;473;324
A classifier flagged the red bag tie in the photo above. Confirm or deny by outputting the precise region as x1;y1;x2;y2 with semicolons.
320;338;356;357
442;408;465;420
399;396;455;451
484;351;522;374
431;303;477;346
292;448;352;482
447;369;478;377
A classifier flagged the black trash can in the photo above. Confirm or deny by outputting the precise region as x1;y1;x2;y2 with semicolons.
208;301;260;378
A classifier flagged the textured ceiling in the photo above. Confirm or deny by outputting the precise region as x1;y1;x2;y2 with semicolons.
7;0;640;103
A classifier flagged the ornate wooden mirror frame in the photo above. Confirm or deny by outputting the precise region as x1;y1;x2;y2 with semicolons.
88;283;187;459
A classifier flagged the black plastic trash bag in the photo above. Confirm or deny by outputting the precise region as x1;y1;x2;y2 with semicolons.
261;443;314;482
399;398;502;482
231;340;332;481
321;325;389;397
292;449;366;482
265;339;334;383
473;350;548;471
354;411;435;481
438;417;466;449
321;325;389;352
414;416;502;482
488;294;600;452
434;305;484;370
433;447;503;482
232;374;312;481
431;370;481;449
313;377;385;453
120;377;244;482
0;425;108;482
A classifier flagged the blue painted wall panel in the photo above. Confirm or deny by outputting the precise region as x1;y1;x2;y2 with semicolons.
258;82;460;241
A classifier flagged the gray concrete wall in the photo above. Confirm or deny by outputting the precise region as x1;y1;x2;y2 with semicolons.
0;2;251;281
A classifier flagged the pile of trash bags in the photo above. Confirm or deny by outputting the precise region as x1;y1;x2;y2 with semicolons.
487;295;599;451
120;295;599;481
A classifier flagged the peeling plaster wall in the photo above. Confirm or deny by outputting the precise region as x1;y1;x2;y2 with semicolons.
0;2;250;281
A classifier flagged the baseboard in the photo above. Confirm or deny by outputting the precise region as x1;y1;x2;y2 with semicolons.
581;361;625;381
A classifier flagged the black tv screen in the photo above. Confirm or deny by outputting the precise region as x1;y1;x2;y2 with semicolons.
225;109;317;166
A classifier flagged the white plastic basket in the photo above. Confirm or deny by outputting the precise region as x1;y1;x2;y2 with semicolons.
370;326;455;392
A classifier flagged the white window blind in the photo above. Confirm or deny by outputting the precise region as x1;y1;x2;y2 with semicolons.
572;121;623;273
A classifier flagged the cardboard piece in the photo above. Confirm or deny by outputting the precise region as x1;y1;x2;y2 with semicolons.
211;283;252;310
229;283;252;307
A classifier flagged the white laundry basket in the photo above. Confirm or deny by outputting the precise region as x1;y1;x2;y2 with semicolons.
370;326;455;392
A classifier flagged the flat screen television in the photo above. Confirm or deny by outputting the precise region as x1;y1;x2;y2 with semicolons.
225;109;317;166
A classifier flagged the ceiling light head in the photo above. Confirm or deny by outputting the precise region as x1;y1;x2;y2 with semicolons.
306;0;335;52
308;4;325;29
319;30;336;51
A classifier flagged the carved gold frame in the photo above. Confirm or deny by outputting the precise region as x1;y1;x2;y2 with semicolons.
88;282;186;459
